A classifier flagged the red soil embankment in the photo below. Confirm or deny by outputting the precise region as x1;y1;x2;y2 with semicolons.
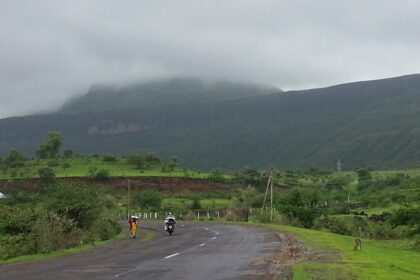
0;177;233;193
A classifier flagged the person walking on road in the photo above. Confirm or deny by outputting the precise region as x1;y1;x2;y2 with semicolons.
129;215;138;239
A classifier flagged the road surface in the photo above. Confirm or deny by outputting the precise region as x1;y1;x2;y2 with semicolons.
0;221;284;280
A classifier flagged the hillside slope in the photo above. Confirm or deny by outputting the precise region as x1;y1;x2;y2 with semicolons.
61;78;277;112
1;75;420;170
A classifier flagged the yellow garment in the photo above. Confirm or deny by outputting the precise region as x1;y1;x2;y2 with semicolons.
131;221;137;234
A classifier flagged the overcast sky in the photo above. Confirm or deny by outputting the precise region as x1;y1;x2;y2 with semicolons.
1;0;420;119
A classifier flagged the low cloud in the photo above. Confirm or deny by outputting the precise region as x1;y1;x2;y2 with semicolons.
1;0;420;118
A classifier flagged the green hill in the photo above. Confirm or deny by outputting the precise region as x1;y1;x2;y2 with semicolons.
61;78;277;112
1;74;420;170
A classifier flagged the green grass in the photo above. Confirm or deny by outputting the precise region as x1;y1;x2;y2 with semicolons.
161;198;193;211
0;228;157;265
200;198;231;210
160;198;231;211
0;157;209;179
258;223;420;280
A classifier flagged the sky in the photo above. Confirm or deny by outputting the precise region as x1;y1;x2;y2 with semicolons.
1;0;420;119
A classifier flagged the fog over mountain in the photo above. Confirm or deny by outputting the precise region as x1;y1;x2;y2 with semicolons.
1;1;420;119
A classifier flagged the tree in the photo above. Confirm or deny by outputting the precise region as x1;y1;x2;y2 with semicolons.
137;190;163;211
127;154;145;169
47;184;102;229
356;167;373;190
38;167;56;185
63;150;74;158
207;169;225;182
5;149;25;168
168;156;178;171
37;132;64;159
94;169;110;180
235;167;264;188
279;189;322;228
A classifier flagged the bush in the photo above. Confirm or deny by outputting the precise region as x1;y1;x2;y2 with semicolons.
28;212;85;253
47;160;60;167
86;167;110;180
102;156;117;163
5;149;25;168
390;206;420;236
207;169;225;183
191;199;201;210
38;167;56;185
313;216;352;235
94;218;121;241
127;153;161;169
413;236;420;252
47;184;102;229
94;169;111;180
137;190;163;211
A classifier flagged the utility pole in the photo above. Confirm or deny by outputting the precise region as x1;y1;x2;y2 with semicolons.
127;179;131;219
262;173;271;209
270;172;273;222
262;169;274;222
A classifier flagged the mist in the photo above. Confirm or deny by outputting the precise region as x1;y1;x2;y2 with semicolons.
1;0;420;119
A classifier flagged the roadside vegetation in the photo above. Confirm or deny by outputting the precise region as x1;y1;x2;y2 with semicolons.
1;132;420;278
0;183;121;261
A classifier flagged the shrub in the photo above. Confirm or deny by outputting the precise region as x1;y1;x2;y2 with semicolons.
413;236;420;252
5;149;25;168
47;184;102;229
47;160;60;167
94;218;121;241
86;166;97;178
191;199;201;210
313;216;351;235
137;190;163;211
102;156;117;163
38;167;56;185
207;169;225;182
94;169;111;180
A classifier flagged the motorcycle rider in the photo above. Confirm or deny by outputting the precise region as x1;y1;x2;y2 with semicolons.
164;212;176;231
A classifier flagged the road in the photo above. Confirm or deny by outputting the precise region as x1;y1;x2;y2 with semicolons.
0;221;284;280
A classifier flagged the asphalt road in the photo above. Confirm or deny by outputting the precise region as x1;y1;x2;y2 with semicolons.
0;221;283;280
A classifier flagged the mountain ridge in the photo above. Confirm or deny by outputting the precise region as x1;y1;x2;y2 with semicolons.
60;77;279;113
2;74;420;170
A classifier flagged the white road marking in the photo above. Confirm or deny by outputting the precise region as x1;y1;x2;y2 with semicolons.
164;253;180;259
212;237;217;240
216;232;219;235
204;228;209;231
200;243;205;247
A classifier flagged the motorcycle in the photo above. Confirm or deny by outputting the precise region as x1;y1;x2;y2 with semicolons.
165;218;176;236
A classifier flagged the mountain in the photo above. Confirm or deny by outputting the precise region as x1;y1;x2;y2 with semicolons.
1;74;420;170
61;78;278;112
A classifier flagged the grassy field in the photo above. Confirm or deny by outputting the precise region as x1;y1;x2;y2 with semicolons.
160;198;231;211
262;224;420;280
0;157;209;179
